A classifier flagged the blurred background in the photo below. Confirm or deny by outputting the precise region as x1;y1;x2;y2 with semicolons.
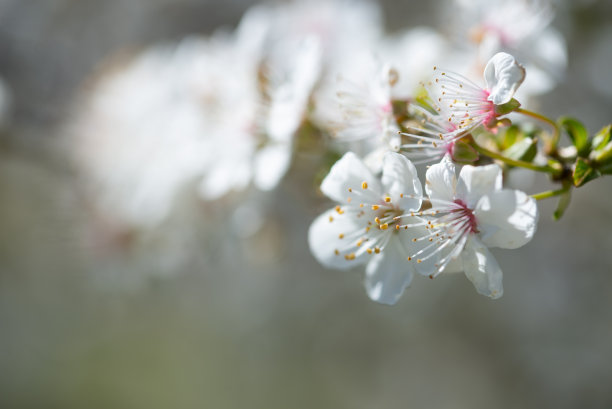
1;0;612;408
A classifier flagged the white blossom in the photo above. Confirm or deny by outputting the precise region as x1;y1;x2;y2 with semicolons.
451;0;566;97
308;152;435;304
396;156;538;299
399;52;525;163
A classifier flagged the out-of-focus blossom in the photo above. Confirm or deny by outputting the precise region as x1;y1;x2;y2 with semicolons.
451;0;567;97
315;58;401;172
69;41;213;228
379;27;452;99
308;152;434;305
69;5;322;227
397;156;539;299
269;0;383;77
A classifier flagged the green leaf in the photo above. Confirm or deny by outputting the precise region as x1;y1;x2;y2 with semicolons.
494;98;521;116
451;140;479;164
553;187;572;221
559;117;590;157
592;124;611;151
502;137;537;163
593;141;612;165
572;157;600;187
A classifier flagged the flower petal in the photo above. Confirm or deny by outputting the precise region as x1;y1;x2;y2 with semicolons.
308;208;370;270
461;237;503;299
364;237;414;305
474;189;538;249
484;52;526;105
381;152;422;211
253;144;292;191
425;155;456;203
396;223;439;277
456;164;502;209
320;152;382;203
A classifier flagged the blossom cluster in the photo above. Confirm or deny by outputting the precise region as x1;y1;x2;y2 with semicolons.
66;0;612;302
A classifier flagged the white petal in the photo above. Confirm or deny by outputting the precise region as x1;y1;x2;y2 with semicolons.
484;52;526;105
456;164;502;209
308;208;370;271
474;189;538;249
320;152;382;203
362;145;388;174
461;237;503;299
364;236;414;305
253;144;292;191
381;152;422;211
198;161;252;200
396;223;439;277
425;155;456;203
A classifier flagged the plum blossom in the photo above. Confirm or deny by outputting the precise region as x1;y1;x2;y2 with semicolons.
308;152;435;305
451;0;566;97
379;27;453;99
316;59;401;172
399;52;525;163
397;156;538;298
69;6;322;228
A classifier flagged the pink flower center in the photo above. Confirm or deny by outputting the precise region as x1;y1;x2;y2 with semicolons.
452;199;479;233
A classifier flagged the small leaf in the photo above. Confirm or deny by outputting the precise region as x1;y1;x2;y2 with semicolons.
502;137;537;163
593;141;612;165
592;124;611;151
572;157;600;187
553;187;572;221
559;117;590;157
494;98;521;116
451;140;479;164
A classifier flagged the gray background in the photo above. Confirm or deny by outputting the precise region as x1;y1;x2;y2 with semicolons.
1;0;612;408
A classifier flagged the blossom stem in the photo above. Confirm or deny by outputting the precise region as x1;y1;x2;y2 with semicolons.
531;185;571;201
515;108;560;151
470;142;562;176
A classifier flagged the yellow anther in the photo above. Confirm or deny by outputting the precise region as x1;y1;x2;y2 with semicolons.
417;259;422;263
384;196;391;203
348;188;353;192
347;197;352;203
367;248;373;254
407;257;412;261
380;223;389;230
334;249;340;255
329;216;334;222
362;181;368;189
395;224;400;230
335;205;344;215
356;239;363;247
400;193;404;198
412;238;417;242
338;233;344;239
374;247;381;254
374;217;381;224
359;203;364;208
372;205;380;210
